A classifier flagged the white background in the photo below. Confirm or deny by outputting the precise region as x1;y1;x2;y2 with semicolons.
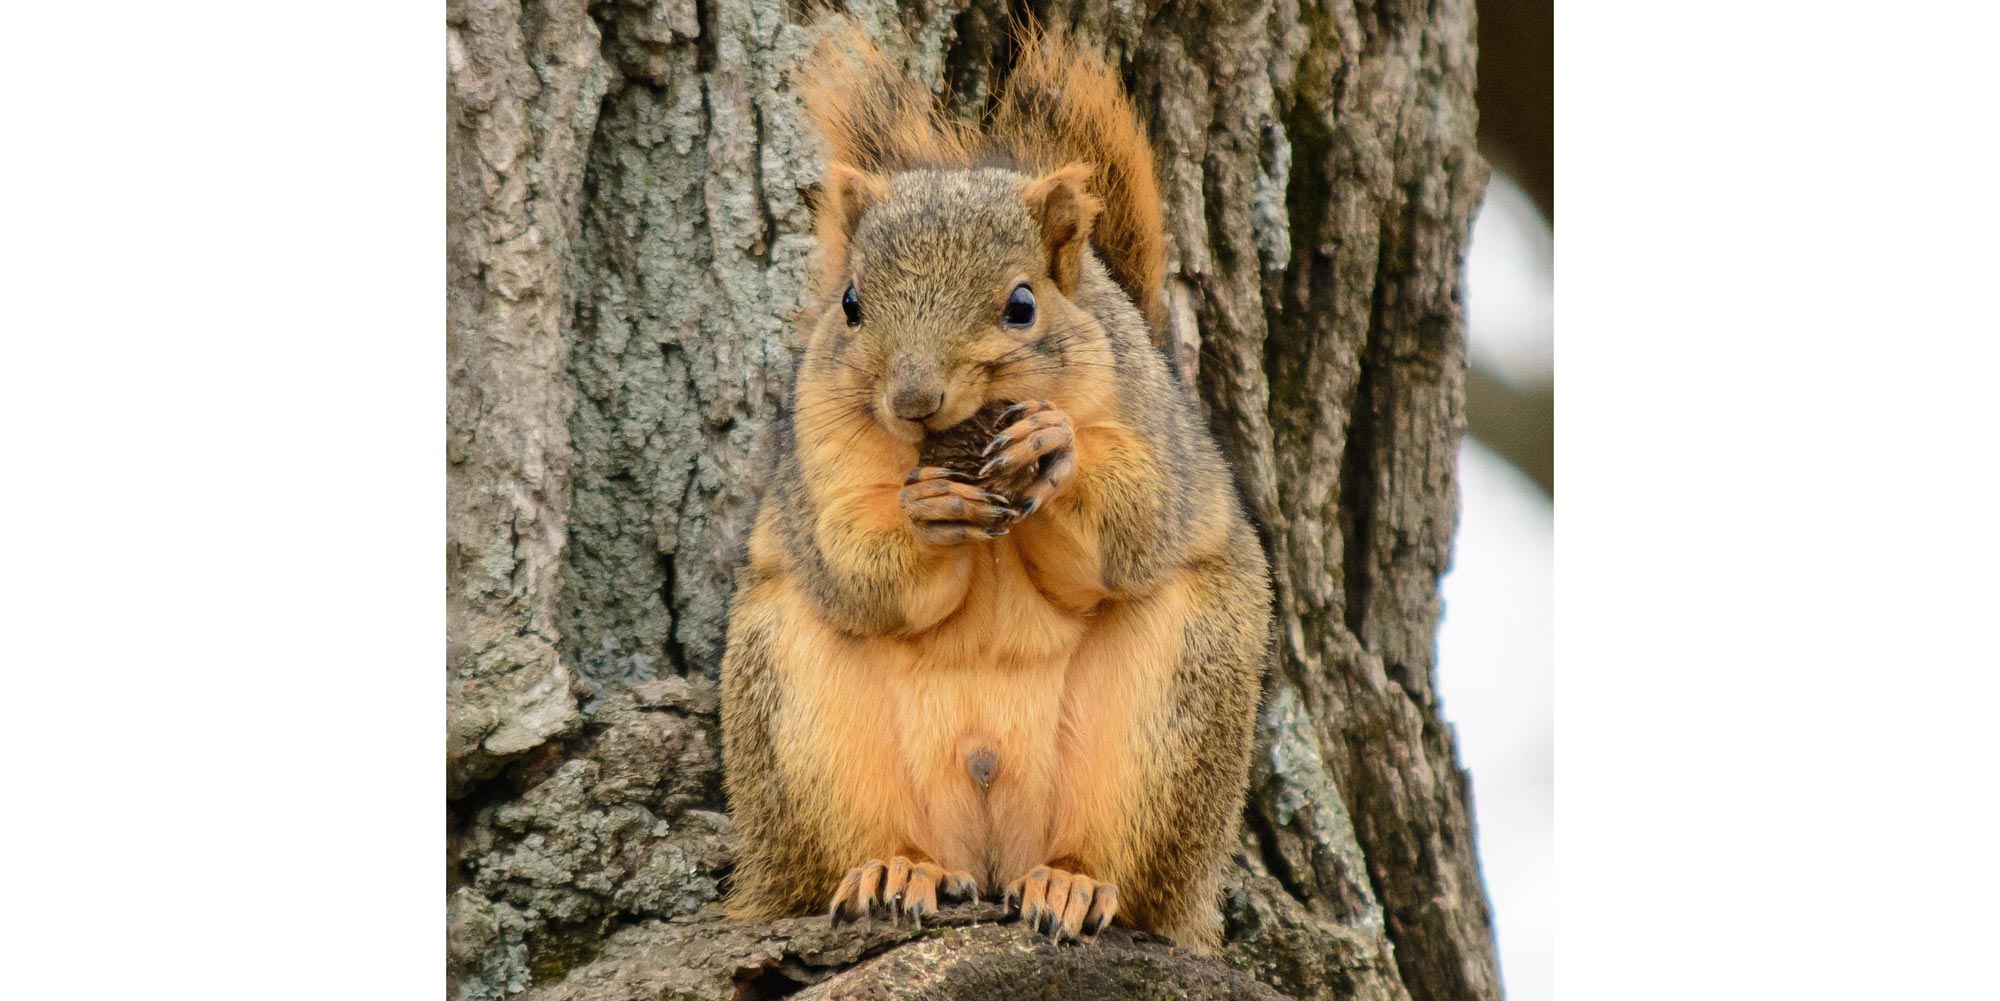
1441;169;1555;1001
5;2;1999;997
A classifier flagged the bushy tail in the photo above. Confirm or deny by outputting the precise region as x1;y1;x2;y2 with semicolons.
990;28;1168;333
800;20;974;177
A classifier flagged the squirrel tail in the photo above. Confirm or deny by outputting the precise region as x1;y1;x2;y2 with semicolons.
990;28;1168;334
801;21;975;177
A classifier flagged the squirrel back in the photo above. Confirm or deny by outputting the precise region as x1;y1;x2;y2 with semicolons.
802;22;1168;337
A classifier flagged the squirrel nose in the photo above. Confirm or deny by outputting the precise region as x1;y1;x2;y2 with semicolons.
889;384;944;421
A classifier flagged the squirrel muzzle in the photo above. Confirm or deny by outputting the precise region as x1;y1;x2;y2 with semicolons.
889;382;943;422
881;355;952;436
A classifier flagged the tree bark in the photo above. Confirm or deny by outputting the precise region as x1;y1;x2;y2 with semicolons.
445;2;1493;1000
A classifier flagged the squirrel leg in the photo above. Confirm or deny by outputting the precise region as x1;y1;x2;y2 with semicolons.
1003;862;1119;942
976;401;1076;518
828;854;978;927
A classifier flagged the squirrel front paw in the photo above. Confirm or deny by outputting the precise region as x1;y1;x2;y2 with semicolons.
901;467;1016;545
976;401;1075;519
828;856;980;927
1004;864;1119;942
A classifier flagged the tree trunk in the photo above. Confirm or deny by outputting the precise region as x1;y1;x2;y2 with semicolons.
445;2;1493;1000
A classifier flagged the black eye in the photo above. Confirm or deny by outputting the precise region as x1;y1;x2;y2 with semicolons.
841;283;861;327
1002;284;1036;328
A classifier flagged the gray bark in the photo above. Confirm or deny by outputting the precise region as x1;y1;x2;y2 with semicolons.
445;2;1493;1000
446;0;607;792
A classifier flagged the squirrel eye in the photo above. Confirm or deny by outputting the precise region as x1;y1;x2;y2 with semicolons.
1002;284;1036;328
841;283;862;327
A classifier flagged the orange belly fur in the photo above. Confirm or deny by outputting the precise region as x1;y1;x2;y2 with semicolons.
765;530;1181;893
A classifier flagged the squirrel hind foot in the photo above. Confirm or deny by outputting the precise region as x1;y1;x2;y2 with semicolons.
828;856;980;927
1005;864;1119;943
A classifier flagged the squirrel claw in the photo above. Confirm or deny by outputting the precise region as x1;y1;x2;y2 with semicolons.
1003;864;1118;945
903;468;1017;544
828;860;890;924
829;857;977;927
981;405;1074;513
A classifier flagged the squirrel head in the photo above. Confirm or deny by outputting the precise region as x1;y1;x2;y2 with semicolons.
802;164;1106;444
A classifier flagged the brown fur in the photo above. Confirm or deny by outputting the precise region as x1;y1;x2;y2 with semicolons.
720;18;1270;951
990;28;1169;334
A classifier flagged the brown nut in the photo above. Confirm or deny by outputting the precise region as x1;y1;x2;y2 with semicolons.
918;400;1037;500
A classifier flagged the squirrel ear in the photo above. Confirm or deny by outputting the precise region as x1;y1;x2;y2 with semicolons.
821;163;888;240
1022;164;1103;296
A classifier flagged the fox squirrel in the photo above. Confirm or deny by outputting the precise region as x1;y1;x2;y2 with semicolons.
720;23;1272;951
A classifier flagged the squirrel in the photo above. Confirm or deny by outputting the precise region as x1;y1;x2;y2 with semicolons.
719;22;1272;952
